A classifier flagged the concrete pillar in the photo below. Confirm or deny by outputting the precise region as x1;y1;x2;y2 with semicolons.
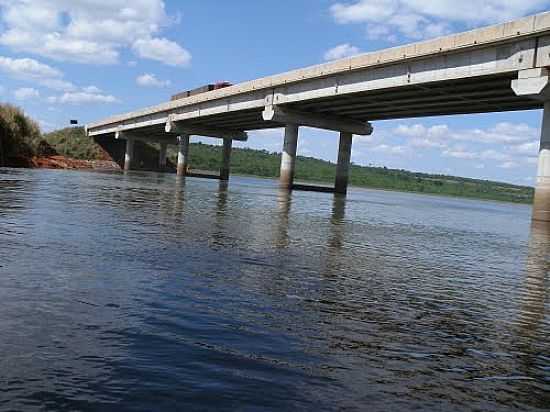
220;138;232;181
533;102;550;221
334;132;353;195
280;124;299;189
124;137;135;171
159;142;167;169
177;135;190;177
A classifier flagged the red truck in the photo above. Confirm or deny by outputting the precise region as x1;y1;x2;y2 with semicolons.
170;81;232;101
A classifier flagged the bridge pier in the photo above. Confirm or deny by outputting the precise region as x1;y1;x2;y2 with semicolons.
280;124;299;190
177;135;190;177
220;138;232;181
335;132;353;195
159;142;168;169
512;68;550;222
533;102;550;221
124;137;134;171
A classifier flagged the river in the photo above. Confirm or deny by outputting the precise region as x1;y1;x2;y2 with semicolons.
0;168;548;411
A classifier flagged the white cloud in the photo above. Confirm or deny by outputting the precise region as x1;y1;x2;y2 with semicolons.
13;87;40;100
0;1;191;66
442;147;511;161
136;73;171;88
48;91;119;104
38;118;57;132
392;120;541;168
330;0;549;40
371;143;410;155
324;43;361;61
0;55;75;91
442;147;478;160
132;37;191;66
394;122;538;146
0;54;118;105
82;85;102;93
499;161;519;169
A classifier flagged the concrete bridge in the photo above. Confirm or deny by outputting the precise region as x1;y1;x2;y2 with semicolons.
87;11;550;221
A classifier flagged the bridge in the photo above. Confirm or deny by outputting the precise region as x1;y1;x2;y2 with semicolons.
87;11;550;221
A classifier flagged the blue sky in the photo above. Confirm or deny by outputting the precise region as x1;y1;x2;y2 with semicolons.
1;1;549;185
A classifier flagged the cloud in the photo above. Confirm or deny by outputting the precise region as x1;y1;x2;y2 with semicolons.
394;122;538;145
330;0;549;40
132;37;191;66
324;43;361;61
48;91;119;105
136;73;171;88
442;147;512;162
371;143;410;155
0;1;191;66
0;55;75;91
498;161;519;169
13;87;40;100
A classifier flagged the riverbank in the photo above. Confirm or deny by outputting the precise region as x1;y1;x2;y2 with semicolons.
31;155;119;170
0;103;534;204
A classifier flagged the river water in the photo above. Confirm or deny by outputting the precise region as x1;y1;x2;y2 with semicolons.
0;168;548;411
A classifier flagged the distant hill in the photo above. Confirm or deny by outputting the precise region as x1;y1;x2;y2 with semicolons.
40;126;535;204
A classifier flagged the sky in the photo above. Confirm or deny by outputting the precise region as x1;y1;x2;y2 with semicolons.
0;1;549;185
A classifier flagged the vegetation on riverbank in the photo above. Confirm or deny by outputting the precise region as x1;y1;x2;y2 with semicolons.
0;104;42;167
173;142;534;204
1;113;534;204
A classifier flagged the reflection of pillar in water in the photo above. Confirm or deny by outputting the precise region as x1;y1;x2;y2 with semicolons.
217;180;229;215
513;222;550;381
517;222;549;334
173;176;186;219
210;180;230;248
274;188;292;248
328;194;347;251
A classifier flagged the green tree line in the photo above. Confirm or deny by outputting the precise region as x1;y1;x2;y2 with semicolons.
0;106;534;204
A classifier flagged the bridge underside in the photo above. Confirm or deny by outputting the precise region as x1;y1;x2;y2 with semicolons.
103;74;541;142
87;11;550;220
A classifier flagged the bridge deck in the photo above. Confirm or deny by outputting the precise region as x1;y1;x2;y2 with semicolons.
87;12;550;138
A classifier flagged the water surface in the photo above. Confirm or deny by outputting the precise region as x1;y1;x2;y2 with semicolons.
0;168;548;411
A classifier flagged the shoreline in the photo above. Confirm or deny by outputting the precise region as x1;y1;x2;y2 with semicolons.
1;162;533;206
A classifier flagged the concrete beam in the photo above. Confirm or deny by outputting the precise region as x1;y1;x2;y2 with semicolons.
116;131;177;145
512;68;550;100
165;117;248;141
262;105;373;135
